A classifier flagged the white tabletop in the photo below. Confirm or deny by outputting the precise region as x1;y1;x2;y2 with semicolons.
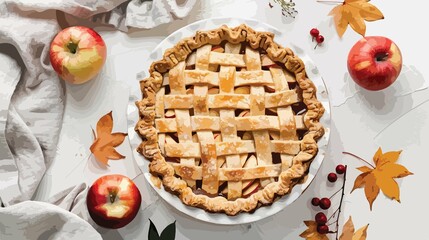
35;0;429;239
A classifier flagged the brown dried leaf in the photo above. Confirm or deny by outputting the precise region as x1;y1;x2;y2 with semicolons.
339;216;355;240
328;0;384;37
339;216;369;240
90;111;127;165
300;221;329;240
353;224;369;240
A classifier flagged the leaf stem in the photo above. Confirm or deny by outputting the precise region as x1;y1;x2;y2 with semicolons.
342;152;375;169
335;165;347;240
316;0;344;3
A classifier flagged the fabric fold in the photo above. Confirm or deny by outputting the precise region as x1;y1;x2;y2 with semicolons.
6;0;197;32
0;8;64;206
0;201;102;240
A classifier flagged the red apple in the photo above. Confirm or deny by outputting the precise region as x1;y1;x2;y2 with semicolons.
87;175;141;229
50;26;106;84
347;36;402;91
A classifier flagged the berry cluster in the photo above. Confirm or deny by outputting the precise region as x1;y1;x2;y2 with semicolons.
311;197;331;210
310;164;346;235
328;165;346;183
310;28;325;49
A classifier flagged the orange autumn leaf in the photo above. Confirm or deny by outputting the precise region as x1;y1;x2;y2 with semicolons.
351;148;413;210
327;0;384;37
339;216;369;240
300;221;329;240
90;111;127;165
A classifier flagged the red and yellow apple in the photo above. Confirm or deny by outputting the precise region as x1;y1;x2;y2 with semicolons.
87;175;141;229
347;36;402;91
50;26;106;84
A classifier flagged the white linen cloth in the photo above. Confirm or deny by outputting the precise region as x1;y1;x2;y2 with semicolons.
0;184;101;240
0;0;195;239
0;201;101;240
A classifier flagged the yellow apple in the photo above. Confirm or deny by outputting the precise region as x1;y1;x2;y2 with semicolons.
50;26;106;84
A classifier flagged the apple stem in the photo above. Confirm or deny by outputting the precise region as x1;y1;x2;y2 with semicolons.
109;193;116;204
67;41;78;54
375;52;389;62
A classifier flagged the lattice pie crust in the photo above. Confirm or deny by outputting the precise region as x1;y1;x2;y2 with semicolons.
135;25;325;215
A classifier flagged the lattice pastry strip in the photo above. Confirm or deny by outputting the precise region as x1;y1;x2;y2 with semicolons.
194;45;218;195
161;90;299;109
219;43;242;200
162;140;301;158
183;70;274;87
155;115;306;133
270;67;298;171
245;46;273;188
169;61;196;187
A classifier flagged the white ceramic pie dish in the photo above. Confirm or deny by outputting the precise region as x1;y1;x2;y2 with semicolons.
128;17;331;225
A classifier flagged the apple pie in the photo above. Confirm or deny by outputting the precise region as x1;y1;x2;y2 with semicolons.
135;24;325;216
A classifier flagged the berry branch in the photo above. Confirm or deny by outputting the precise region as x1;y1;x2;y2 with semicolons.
334;165;347;240
327;208;339;222
329;188;342;200
309;165;346;236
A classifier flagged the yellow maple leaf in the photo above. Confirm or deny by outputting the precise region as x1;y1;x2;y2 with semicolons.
90;111;127;165
339;216;369;240
328;0;384;37
351;148;413;210
300;221;329;240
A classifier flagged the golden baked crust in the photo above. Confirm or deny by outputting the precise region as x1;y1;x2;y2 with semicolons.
135;24;325;215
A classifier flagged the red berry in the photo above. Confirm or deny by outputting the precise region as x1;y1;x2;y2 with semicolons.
315;212;327;224
320;198;331;210
336;165;346;174
311;197;320;206
316;35;325;44
310;28;320;38
317;225;329;234
327;173;338;182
